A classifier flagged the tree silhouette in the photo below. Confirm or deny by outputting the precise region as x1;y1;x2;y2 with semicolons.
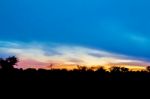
0;56;18;70
77;65;88;71
49;64;53;70
120;67;129;72
110;66;122;73
96;67;106;73
146;66;150;72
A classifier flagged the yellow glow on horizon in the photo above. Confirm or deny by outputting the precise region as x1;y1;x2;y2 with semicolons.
43;64;147;71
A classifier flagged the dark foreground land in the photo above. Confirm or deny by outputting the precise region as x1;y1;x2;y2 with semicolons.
1;68;150;94
1;68;150;81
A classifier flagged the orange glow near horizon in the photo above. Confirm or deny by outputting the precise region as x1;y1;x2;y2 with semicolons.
18;63;147;71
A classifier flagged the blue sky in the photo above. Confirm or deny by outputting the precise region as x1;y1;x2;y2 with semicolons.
0;0;150;67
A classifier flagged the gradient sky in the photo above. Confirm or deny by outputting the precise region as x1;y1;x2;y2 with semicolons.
0;0;150;69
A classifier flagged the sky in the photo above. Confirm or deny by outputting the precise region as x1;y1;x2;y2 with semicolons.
0;0;150;69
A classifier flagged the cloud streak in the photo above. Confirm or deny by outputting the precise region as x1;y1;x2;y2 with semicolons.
0;41;149;69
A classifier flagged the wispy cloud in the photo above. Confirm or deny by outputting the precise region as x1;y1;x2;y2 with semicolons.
129;34;149;45
0;41;149;69
99;19;150;55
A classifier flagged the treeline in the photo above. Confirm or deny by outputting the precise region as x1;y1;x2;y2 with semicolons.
1;56;150;81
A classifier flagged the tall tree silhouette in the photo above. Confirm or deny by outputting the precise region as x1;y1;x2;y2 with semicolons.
0;56;18;70
49;64;53;70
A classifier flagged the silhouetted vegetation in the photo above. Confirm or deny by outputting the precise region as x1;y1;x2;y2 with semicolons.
0;56;18;70
146;66;150;72
1;56;150;81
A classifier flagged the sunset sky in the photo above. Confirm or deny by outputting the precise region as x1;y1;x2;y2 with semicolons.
0;0;150;69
